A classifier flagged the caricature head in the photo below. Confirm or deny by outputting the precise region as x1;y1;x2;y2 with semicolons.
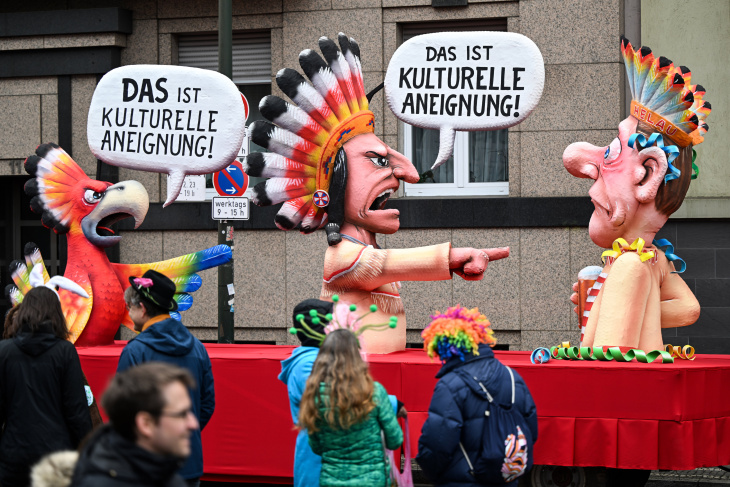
324;134;418;243
562;38;708;248
244;33;419;245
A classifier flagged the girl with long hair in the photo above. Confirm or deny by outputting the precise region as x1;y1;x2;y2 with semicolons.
0;287;92;487
298;329;403;486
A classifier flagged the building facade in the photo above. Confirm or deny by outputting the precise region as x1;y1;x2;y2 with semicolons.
1;0;728;352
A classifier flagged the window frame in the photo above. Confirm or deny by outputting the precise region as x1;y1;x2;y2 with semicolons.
398;20;510;198
402;126;509;197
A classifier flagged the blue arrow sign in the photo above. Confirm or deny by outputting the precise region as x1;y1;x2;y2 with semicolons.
214;161;247;197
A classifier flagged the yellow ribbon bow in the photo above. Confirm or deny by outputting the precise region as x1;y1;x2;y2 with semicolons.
601;237;655;264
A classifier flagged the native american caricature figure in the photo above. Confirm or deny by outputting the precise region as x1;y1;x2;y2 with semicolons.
245;34;508;353
565;37;709;352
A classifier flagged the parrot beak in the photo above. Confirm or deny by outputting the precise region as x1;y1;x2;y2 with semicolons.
82;180;149;248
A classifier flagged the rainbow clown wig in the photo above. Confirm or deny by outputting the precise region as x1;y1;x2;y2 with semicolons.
421;305;496;363
244;33;373;234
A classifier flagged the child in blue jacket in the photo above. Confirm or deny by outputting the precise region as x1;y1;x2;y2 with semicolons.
278;299;331;487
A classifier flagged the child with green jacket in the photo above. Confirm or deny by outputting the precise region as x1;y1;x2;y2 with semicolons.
298;329;403;487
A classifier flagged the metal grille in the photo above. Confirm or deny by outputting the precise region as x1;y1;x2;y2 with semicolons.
178;31;271;85
402;19;507;42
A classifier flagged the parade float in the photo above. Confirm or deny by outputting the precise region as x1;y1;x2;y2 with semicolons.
6;31;730;486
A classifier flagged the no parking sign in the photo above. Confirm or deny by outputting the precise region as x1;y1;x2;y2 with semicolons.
213;160;248;197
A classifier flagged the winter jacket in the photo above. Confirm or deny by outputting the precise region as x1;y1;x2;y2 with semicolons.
70;425;186;487
0;322;93;487
117;317;215;480
278;346;321;487
30;450;79;487
309;381;403;487
416;345;538;487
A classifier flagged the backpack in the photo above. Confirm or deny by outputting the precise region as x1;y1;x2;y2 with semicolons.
457;366;534;484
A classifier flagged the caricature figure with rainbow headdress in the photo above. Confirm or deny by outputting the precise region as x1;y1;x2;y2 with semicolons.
564;37;709;352
245;33;509;354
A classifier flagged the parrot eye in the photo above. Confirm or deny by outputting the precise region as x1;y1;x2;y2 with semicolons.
84;189;104;204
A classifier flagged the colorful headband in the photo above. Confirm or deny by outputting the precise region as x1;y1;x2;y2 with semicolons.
245;33;374;234
288;294;397;346
421;305;496;363
621;36;710;148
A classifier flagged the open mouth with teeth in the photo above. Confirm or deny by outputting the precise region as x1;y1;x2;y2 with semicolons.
369;189;394;211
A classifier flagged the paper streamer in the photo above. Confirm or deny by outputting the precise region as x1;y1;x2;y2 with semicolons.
549;345;674;364
628;133;680;184
666;344;695;360
531;347;551;364
691;148;699;180
653;238;686;274
601;237;656;265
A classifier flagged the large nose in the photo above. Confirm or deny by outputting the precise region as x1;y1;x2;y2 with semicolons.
563;142;603;180
389;148;420;184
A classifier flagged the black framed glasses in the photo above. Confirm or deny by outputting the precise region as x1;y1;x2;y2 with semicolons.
159;408;193;419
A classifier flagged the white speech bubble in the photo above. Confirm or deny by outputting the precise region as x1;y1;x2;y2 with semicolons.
87;65;247;206
385;32;544;169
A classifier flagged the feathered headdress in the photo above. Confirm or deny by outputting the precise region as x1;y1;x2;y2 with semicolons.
621;36;710;148
244;33;374;234
422;305;496;363
24;144;111;233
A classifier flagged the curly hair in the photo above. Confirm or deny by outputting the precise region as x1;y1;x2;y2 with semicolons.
636;121;694;216
298;329;375;432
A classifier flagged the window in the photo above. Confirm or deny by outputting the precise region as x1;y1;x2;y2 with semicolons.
0;176;64;319
400;21;509;197
178;31;272;199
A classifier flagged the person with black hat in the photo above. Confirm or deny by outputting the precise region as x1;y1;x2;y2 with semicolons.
117;270;214;487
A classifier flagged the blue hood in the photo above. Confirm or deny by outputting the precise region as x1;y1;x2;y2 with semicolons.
279;346;319;384
134;318;195;356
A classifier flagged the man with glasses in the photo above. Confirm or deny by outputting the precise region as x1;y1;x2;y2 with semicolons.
117;270;215;487
71;362;199;486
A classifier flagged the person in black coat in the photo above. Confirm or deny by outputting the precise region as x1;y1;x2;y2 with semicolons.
416;306;538;487
0;287;93;487
71;362;199;487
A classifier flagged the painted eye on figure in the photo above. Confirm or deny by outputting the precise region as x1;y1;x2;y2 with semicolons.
366;152;390;168
83;189;104;204
603;137;622;165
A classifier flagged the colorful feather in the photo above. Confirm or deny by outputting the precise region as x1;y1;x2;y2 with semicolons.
259;95;328;146
171;274;203;293
249;121;320;166
252;177;315;206
275;196;314;231
319;36;360;113
639;56;673;105
300;49;351;120
243;152;316;179
174;293;193;312
633;46;654;102
276;68;338;131
339;34;368;110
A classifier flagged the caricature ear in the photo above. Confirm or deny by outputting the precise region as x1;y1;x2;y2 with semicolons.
635;146;668;204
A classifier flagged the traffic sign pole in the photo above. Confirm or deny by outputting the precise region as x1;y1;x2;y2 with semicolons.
218;0;234;345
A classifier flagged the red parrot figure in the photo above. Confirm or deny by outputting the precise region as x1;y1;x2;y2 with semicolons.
7;143;231;346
